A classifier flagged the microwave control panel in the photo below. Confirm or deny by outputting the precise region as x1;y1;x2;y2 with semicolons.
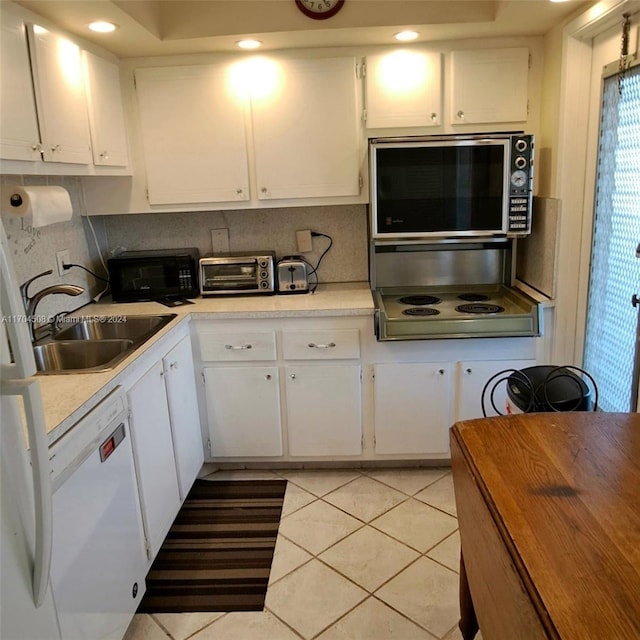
507;134;534;235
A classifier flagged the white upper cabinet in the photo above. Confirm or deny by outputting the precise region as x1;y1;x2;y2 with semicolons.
450;48;529;124
365;51;442;128
26;23;92;164
0;8;41;161
251;56;361;200
135;64;250;205
82;51;129;167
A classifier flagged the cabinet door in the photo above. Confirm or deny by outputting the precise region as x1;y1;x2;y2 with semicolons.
450;48;529;124
203;366;282;457
82;51;129;167
456;359;536;422
127;361;181;561
285;364;362;456
0;9;41;161
135;64;250;204
365;51;442;128
374;362;451;455
27;24;92;164
163;336;204;500
251;57;361;199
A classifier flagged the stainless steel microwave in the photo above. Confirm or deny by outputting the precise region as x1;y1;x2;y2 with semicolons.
369;132;534;240
108;248;199;302
199;252;276;295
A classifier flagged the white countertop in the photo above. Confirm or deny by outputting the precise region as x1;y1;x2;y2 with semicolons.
37;282;374;443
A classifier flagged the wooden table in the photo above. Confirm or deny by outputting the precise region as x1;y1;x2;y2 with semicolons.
450;412;640;640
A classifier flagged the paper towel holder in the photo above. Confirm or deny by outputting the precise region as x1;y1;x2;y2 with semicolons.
9;194;24;207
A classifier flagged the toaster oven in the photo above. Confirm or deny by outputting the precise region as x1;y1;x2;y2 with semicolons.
199;252;276;295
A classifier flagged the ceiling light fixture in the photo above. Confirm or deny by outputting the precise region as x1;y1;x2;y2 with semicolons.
88;21;118;33
394;30;419;42
237;39;263;50
548;0;570;3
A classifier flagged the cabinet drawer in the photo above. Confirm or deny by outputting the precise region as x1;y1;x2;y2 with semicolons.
282;329;360;360
199;331;276;361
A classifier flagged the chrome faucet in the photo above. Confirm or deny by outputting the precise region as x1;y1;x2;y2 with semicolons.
20;270;84;342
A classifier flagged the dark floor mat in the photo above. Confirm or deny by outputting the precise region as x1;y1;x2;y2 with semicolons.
138;478;287;613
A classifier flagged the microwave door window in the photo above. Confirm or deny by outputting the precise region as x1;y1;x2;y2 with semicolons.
376;144;505;234
120;263;172;293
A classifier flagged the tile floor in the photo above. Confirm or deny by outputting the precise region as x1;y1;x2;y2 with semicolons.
124;467;477;640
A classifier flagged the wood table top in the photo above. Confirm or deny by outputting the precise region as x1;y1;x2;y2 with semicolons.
451;412;640;640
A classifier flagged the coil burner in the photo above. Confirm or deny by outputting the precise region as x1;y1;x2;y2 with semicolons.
398;295;441;306
402;307;441;317
455;303;505;314
458;293;490;302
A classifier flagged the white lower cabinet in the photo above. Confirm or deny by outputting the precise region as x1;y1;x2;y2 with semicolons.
203;365;283;457
455;358;536;421
127;360;181;562
373;362;452;455
163;336;204;500
285;364;362;456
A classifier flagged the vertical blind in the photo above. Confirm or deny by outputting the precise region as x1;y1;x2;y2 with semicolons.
583;64;640;411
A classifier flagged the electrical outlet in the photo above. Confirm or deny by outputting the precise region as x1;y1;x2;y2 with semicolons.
296;229;313;253
56;250;70;276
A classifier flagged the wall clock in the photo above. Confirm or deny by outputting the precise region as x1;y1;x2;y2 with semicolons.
295;0;345;20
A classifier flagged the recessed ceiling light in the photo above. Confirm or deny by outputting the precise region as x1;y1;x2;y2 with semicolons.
237;39;263;50
394;30;419;42
549;0;570;3
88;21;118;33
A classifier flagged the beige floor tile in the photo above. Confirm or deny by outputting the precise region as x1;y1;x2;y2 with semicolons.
319;526;419;592
371;498;458;552
269;535;313;584
426;530;461;573
323;476;408;522
279;499;362;555
315;596;436;640
280;481;317;517
364;468;449;496
123;614;170;640
442;624;483;640
279;470;361;497
265;559;367;639
375;557;460;638
152;613;224;640
190;611;301;639
414;473;457;516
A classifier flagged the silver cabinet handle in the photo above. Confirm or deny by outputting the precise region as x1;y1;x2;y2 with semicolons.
236;188;243;195
308;342;336;349
438;369;445;375
465;368;472;374
261;187;268;194
290;373;296;380
170;361;178;369
225;344;252;350
456;110;465;120
265;374;271;380
51;144;60;152
430;112;437;122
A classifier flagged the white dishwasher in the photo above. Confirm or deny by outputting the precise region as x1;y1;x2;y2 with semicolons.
48;387;147;640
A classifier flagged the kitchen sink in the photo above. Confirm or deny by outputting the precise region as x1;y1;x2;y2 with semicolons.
33;340;135;374
53;314;176;342
35;314;177;374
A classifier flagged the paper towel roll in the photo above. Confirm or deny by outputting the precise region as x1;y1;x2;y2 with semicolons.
2;185;73;227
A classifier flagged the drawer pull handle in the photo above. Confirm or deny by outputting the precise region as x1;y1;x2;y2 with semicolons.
225;344;252;350
308;342;336;349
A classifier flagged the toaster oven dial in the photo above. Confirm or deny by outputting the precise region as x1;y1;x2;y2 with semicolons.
259;259;269;268
514;155;528;169
260;270;269;279
260;281;270;289
515;139;528;152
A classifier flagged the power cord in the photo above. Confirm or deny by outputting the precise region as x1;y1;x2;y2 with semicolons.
63;263;110;283
304;231;333;293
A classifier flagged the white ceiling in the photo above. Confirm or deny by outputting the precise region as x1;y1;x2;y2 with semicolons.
14;0;591;58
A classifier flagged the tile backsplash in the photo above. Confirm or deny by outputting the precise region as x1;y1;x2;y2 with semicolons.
2;174;369;324
101;205;369;285
1;175;106;323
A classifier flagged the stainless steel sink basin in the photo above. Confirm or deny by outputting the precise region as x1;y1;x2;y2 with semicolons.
54;314;176;342
35;314;177;374
34;340;134;374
